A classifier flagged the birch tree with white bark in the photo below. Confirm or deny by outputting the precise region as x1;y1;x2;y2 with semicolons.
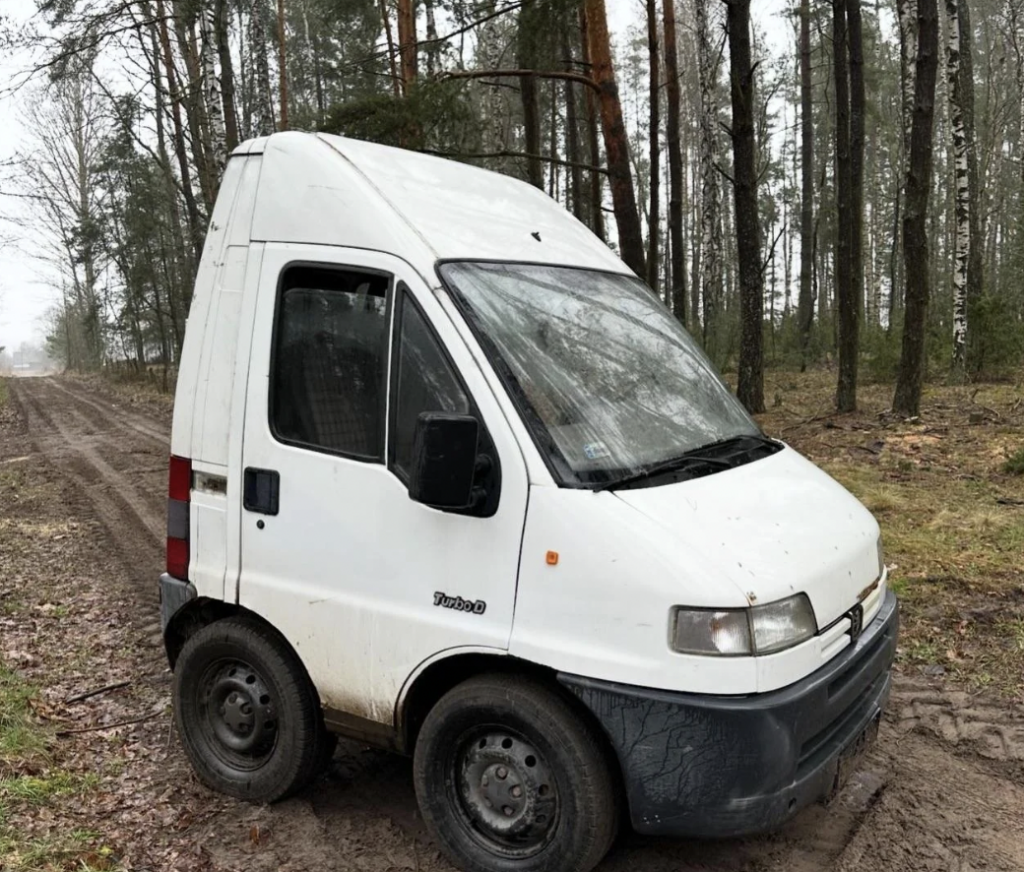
946;0;970;375
202;1;228;183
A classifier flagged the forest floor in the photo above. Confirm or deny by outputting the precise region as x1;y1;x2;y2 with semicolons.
0;372;1023;872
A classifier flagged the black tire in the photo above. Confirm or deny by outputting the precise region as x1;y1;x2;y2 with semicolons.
172;616;330;803
316;731;340;776
413;674;619;872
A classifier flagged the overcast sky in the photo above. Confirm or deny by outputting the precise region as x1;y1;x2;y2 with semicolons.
0;0;790;351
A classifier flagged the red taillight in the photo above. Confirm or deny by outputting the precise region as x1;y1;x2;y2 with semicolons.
166;537;190;580
169;455;192;502
167;455;192;580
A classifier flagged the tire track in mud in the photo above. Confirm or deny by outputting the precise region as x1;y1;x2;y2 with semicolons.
42;377;169;446
11;378;165;569
890;681;1024;765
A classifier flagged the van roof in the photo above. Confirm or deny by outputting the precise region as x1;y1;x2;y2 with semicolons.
236;132;630;276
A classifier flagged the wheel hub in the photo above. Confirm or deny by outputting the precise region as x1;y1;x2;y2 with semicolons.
205;662;277;758
458;732;558;847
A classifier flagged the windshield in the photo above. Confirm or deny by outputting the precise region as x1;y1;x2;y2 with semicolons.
439;262;760;486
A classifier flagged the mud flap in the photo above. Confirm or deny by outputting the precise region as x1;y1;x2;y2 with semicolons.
159;572;197;633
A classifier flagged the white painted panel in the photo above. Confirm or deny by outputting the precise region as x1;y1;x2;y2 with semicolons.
198;248;247;466
190;492;227;600
173;155;246;460
616;448;882;630
225;244;265;602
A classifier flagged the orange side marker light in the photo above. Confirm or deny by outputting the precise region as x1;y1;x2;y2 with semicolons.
546;550;559;566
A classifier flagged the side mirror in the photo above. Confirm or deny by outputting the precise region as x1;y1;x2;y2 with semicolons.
408;412;480;509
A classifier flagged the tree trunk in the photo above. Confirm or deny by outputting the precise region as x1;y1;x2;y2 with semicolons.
251;0;276;135
215;0;239;151
300;3;325;123
147;1;190;342
518;6;543;189
895;0;918;314
725;0;764;414
696;0;722;357
946;0;969;377
173;12;214;213
832;0;855;412
1011;1;1024;189
201;1;228;187
276;0;288;130
155;0;204;264
397;0;418;94
381;0;402;98
798;0;814;367
584;0;646;278
579;5;606;242
893;0;939;417
562;26;585;221
424;0;440;77
959;0;982;373
899;0;918;172
839;0;864;412
237;0;251;139
663;0;685;323
646;0;661;290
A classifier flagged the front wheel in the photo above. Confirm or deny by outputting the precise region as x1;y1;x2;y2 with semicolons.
172;616;332;802
413;674;620;872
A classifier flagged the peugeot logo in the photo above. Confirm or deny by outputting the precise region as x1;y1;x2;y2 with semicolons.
848;604;864;641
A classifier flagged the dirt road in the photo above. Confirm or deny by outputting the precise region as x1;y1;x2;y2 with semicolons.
3;376;1024;872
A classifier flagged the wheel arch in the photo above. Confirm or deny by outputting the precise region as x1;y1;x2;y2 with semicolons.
165;597;284;670
396;650;617;765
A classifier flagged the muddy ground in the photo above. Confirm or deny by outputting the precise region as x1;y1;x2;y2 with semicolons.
1;375;1023;871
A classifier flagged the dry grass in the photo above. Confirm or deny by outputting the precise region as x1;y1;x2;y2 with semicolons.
757;370;1024;697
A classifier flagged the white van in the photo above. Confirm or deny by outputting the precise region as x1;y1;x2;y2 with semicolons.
161;132;897;872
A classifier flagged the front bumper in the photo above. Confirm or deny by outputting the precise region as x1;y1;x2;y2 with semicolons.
559;588;899;838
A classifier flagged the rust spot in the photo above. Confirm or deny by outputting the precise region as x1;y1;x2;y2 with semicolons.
857;576;882;603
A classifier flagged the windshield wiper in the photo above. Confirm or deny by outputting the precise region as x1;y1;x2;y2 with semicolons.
593;453;733;492
693;433;779;457
593;433;781;493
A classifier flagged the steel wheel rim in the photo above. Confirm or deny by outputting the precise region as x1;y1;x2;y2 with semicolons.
449;726;560;858
195;658;279;771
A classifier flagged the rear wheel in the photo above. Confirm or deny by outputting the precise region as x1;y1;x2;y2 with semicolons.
413;674;619;872
172;616;331;802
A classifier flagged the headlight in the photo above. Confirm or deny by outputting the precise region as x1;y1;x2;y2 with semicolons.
670;594;817;656
670;608;752;656
749;595;818;654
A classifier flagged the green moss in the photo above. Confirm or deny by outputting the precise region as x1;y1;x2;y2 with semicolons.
1003;446;1024;475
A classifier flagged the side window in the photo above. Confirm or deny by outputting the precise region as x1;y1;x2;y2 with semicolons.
390;290;471;479
271;265;390;460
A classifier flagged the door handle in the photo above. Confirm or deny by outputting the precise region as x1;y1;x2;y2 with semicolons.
243;467;280;515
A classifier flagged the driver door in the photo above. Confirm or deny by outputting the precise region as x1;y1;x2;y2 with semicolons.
238;245;529;727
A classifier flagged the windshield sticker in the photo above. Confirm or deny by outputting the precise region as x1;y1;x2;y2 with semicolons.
583;442;611;461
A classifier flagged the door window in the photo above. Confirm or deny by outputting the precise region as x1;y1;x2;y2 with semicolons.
390;289;471;479
271;265;390;460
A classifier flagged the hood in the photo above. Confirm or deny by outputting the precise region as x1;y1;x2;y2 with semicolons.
613;445;881;628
